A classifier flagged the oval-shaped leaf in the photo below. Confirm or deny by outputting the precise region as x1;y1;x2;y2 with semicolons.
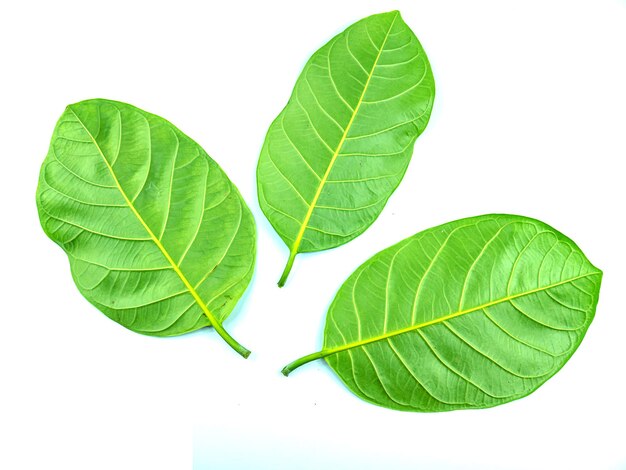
283;215;602;411
257;10;435;286
36;99;255;357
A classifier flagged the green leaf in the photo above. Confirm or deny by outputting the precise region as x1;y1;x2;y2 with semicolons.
36;99;255;357
257;10;435;286
283;215;602;411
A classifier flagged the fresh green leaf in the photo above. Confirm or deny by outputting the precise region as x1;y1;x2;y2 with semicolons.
283;214;602;411
257;10;435;286
36;99;255;357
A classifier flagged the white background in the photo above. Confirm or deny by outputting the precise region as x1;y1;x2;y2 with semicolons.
1;0;625;468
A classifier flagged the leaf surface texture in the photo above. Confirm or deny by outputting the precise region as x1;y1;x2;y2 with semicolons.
36;99;255;356
257;10;435;285
283;215;602;411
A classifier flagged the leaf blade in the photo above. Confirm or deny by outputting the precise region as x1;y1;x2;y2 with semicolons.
257;11;435;285
283;215;602;411
37;99;256;356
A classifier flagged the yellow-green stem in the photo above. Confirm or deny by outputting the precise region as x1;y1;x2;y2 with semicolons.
278;251;297;287
281;350;325;376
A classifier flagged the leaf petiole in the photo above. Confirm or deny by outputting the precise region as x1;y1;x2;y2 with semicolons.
278;251;297;287
281;350;325;376
212;323;251;358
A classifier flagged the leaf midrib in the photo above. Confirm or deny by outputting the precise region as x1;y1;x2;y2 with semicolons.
288;12;399;258
324;271;599;357
68;105;250;357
